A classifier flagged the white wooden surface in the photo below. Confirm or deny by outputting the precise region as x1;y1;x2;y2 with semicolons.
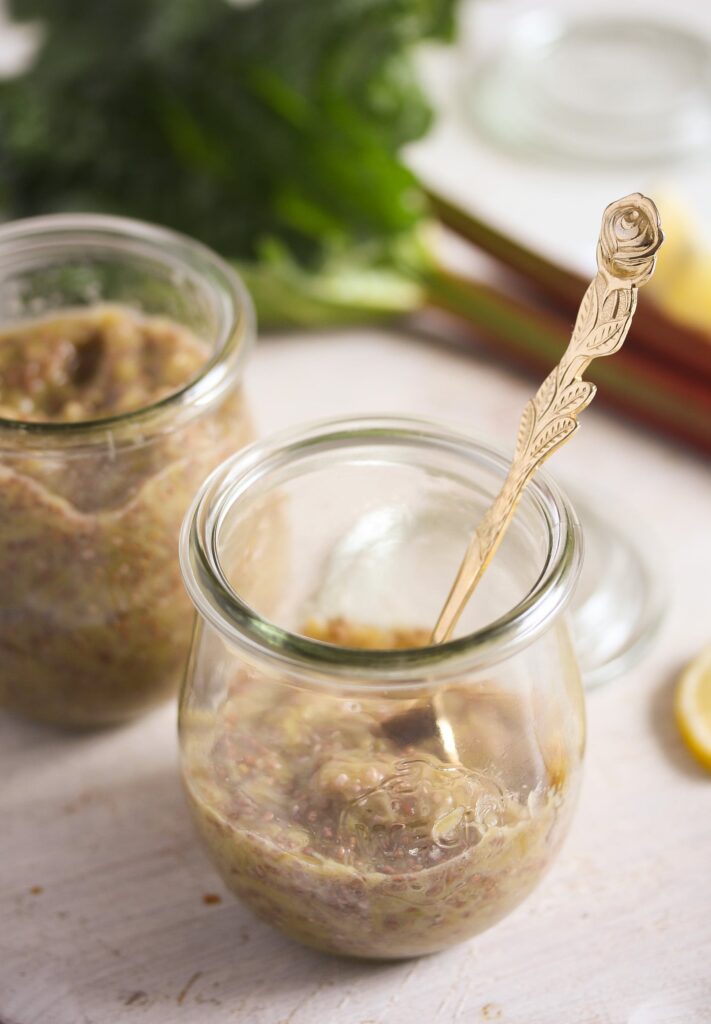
2;328;711;1024
2;0;711;1017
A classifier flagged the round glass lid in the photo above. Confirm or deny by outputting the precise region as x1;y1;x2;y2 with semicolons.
466;4;711;164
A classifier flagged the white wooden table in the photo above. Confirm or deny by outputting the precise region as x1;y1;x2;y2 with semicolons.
2;327;710;1024
2;0;711;1016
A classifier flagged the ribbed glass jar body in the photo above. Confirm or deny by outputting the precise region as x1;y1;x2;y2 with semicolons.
0;215;255;725
179;417;585;958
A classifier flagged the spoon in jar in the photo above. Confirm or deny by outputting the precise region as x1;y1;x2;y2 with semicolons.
431;193;663;644
384;193;663;759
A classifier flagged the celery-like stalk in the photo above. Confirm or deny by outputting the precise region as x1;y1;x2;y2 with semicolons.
427;188;711;382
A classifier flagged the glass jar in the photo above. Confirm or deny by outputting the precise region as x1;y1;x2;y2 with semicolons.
179;417;585;959
0;214;254;726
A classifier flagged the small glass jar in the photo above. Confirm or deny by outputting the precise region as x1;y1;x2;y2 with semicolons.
179;417;585;959
0;214;254;726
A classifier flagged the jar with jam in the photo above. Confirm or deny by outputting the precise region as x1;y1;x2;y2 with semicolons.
179;417;585;958
0;214;254;725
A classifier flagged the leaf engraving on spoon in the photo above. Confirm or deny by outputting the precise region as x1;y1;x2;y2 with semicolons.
430;193;664;648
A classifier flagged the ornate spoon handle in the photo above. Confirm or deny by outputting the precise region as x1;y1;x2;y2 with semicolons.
431;193;663;645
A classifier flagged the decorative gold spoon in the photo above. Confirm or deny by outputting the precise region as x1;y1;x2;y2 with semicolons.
431;192;663;646
383;193;663;761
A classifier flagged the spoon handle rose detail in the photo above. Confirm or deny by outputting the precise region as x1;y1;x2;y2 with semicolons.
431;193;663;645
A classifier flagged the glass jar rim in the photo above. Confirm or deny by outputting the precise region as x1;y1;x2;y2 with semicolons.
180;416;583;687
0;213;254;444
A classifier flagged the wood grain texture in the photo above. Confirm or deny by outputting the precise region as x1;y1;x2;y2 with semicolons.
1;329;710;1024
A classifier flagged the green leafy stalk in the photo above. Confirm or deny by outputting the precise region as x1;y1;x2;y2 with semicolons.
0;0;454;271
0;0;709;452
236;238;426;329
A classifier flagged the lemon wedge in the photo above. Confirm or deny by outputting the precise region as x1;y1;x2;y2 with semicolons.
647;194;711;334
675;646;711;772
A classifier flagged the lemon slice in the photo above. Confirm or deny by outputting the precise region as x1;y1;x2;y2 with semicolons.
675;646;711;772
646;192;711;333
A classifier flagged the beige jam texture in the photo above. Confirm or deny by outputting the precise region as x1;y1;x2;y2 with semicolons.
183;621;580;959
0;305;252;725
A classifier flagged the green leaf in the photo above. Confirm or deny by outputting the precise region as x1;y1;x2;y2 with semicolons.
0;0;457;296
